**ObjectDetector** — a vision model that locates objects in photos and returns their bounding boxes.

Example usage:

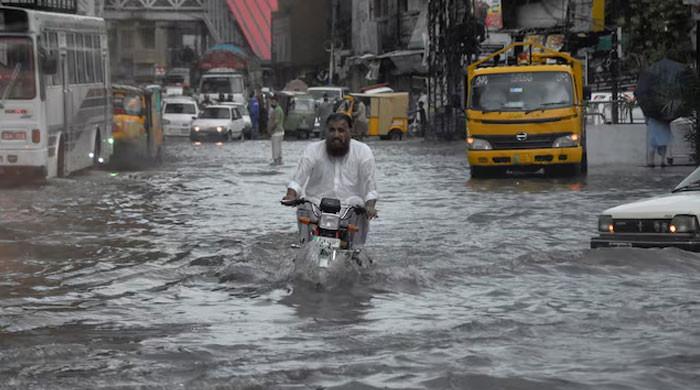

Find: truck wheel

[57,137,67,178]
[470,166,502,179]
[389,129,403,141]
[545,164,581,177]
[92,131,102,166]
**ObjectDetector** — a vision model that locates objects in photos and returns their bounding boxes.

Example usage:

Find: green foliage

[609,0,693,71]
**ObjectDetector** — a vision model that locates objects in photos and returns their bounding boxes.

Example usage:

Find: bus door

[59,33,71,146]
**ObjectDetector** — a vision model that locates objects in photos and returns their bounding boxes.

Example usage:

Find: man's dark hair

[326,112,353,128]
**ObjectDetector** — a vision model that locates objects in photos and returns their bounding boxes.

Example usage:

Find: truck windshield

[200,76,244,94]
[0,37,36,100]
[470,71,573,112]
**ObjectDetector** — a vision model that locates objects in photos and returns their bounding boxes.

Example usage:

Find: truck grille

[479,132,568,150]
[613,219,673,233]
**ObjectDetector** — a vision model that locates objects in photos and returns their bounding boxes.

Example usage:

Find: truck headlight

[670,215,697,233]
[467,137,493,150]
[553,134,579,148]
[598,215,613,233]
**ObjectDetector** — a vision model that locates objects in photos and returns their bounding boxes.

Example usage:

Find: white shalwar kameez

[288,139,378,246]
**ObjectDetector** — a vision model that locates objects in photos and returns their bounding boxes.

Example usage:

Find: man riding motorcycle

[282,113,378,246]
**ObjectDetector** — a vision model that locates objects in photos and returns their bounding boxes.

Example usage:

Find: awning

[226,0,278,61]
[377,50,427,75]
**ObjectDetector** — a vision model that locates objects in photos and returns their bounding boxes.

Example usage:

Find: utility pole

[328,0,338,86]
[611,1,619,124]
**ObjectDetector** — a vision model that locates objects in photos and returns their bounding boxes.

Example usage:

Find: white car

[190,105,246,142]
[218,102,252,138]
[591,167,700,251]
[162,96,199,137]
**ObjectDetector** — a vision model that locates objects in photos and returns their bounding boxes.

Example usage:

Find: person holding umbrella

[635,58,699,168]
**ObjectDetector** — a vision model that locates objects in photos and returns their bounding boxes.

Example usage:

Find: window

[139,27,155,49]
[398,0,408,13]
[372,0,389,19]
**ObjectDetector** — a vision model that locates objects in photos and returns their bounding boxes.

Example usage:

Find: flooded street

[1,138,699,389]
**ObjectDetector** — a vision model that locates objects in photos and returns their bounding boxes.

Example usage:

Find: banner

[476,0,503,31]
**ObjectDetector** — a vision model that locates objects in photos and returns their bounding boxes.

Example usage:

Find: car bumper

[591,233,700,251]
[467,146,583,167]
[190,130,228,140]
[164,125,191,137]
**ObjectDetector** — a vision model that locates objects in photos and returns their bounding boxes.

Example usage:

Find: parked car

[162,96,199,137]
[190,105,245,142]
[307,86,349,106]
[591,166,700,251]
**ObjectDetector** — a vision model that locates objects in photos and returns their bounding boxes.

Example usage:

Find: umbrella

[635,58,699,122]
[284,79,308,92]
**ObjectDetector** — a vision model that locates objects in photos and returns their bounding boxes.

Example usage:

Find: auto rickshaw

[339,92,409,140]
[111,84,164,167]
[277,91,317,139]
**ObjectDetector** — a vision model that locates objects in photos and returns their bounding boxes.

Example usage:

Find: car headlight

[193,126,200,132]
[598,215,614,233]
[467,137,493,150]
[670,215,698,233]
[162,119,171,125]
[553,134,579,148]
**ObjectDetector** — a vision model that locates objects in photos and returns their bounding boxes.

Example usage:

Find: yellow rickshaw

[340,93,409,140]
[111,84,164,166]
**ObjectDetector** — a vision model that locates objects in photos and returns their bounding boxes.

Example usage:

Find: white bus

[0,5,112,178]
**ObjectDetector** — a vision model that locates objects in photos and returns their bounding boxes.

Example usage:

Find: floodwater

[1,138,699,389]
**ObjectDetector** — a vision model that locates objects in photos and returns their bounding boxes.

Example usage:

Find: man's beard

[326,137,350,157]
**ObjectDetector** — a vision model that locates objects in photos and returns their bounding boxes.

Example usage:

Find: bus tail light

[32,129,41,144]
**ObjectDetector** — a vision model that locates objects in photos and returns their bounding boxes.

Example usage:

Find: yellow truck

[466,42,588,177]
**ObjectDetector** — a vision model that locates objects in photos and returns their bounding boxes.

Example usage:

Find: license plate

[313,236,341,248]
[1,131,26,141]
[609,241,633,248]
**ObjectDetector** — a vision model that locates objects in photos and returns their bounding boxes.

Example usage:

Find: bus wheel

[57,137,67,178]
[389,129,403,141]
[92,132,102,166]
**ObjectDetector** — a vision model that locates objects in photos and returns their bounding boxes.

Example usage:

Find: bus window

[0,37,36,99]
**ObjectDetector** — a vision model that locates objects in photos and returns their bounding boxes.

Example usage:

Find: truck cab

[466,42,587,177]
[196,68,248,106]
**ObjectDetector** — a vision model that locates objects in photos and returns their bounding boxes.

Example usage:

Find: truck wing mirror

[583,86,592,101]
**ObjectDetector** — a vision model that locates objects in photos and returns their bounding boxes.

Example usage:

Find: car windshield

[470,71,573,112]
[0,37,36,100]
[165,103,197,114]
[308,89,341,100]
[200,76,244,94]
[673,166,700,192]
[200,107,230,119]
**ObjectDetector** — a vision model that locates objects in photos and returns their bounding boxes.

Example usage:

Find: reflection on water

[1,138,699,389]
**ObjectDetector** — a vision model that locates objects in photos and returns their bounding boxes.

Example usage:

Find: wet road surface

[1,138,699,389]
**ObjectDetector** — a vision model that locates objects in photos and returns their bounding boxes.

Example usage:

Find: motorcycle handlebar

[280,198,308,207]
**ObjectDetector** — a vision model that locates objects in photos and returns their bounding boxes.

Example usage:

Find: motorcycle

[282,197,372,287]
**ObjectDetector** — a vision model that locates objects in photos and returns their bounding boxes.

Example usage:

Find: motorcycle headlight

[670,215,698,233]
[553,134,579,148]
[193,126,200,132]
[598,215,614,233]
[467,137,493,150]
[319,214,340,230]
[217,126,223,132]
